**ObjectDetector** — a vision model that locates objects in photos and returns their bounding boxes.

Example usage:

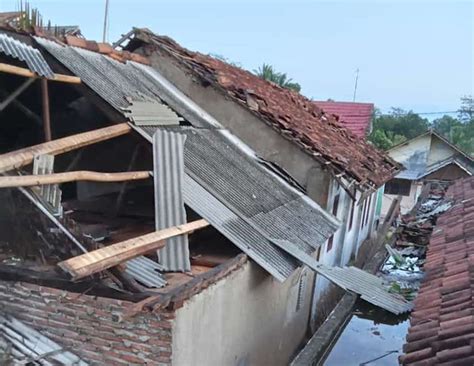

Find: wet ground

[322,300,409,366]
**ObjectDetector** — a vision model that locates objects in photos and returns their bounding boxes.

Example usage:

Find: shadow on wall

[313,283,345,330]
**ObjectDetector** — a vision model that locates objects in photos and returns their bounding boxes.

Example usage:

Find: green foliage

[369,98,473,156]
[253,63,301,92]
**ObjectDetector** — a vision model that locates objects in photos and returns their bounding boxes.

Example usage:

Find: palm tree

[254,63,301,92]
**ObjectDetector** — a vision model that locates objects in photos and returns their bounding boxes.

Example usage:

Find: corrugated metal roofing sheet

[153,130,190,272]
[0,33,54,78]
[0,313,88,365]
[34,36,339,281]
[124,256,167,288]
[273,239,413,315]
[122,100,182,126]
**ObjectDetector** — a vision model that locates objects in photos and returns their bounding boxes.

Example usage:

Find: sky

[0,0,472,117]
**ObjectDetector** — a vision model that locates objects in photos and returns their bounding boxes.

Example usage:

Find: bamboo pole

[0,123,131,173]
[0,171,151,188]
[0,63,81,84]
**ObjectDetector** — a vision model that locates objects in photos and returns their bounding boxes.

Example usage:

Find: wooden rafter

[0,170,151,188]
[0,63,81,84]
[0,123,131,173]
[58,219,210,280]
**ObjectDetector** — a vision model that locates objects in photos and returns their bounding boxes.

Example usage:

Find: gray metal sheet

[122,100,182,126]
[34,37,178,116]
[153,130,190,272]
[183,176,298,281]
[142,126,339,253]
[125,256,167,288]
[272,239,413,314]
[0,313,88,365]
[0,33,54,78]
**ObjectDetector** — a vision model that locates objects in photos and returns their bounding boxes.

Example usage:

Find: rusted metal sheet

[0,33,54,78]
[153,129,190,272]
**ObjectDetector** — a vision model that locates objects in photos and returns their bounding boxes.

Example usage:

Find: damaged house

[0,19,408,366]
[382,129,474,216]
[118,28,401,321]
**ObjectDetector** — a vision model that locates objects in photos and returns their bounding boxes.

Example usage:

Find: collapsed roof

[33,35,339,282]
[127,28,401,191]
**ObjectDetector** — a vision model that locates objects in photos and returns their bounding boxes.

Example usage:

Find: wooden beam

[41,78,51,141]
[0,63,81,84]
[0,123,131,173]
[0,170,150,188]
[58,219,209,280]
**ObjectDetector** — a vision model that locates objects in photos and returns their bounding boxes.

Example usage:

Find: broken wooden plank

[0,63,81,84]
[0,123,131,173]
[58,219,210,280]
[0,170,151,188]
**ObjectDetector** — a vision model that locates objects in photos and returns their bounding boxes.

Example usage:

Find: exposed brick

[0,281,173,365]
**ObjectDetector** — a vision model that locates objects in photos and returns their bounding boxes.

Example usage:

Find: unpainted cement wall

[171,261,313,366]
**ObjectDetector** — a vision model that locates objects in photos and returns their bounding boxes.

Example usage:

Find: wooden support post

[58,219,210,280]
[0,63,81,84]
[0,78,36,111]
[0,123,131,174]
[0,170,151,188]
[41,78,51,141]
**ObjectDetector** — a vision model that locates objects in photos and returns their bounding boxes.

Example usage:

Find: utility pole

[352,68,359,102]
[102,0,109,43]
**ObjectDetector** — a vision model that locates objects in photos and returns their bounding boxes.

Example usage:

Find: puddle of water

[322,300,409,366]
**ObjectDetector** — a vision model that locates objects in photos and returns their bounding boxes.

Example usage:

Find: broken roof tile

[132,28,401,189]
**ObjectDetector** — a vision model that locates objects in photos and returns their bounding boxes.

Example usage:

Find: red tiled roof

[312,101,374,138]
[400,176,474,365]
[133,29,401,189]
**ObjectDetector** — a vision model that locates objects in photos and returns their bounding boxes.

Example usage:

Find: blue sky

[1,0,472,117]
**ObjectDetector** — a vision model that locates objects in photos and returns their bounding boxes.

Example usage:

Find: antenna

[102,0,109,43]
[352,68,359,102]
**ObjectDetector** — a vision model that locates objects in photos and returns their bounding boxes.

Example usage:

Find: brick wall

[0,281,174,365]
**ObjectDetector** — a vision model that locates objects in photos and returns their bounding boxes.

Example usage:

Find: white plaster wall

[381,181,422,217]
[389,135,431,167]
[171,261,312,366]
[427,136,457,166]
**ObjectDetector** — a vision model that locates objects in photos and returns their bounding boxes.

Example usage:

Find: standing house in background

[313,100,374,139]
[381,130,474,217]
[122,29,401,324]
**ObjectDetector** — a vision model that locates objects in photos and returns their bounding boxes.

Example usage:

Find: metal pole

[40,78,51,141]
[103,0,110,43]
[352,68,359,102]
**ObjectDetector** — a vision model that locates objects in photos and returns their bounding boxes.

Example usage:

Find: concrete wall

[427,135,458,166]
[142,49,331,208]
[171,261,313,366]
[381,181,422,216]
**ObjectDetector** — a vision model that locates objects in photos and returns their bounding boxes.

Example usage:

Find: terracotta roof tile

[401,177,474,365]
[313,101,374,138]
[133,29,401,189]
[63,35,150,65]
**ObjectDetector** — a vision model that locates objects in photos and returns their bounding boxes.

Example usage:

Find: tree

[368,108,429,149]
[458,95,474,123]
[254,63,301,92]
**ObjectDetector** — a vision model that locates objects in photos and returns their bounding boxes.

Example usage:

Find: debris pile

[379,183,452,301]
